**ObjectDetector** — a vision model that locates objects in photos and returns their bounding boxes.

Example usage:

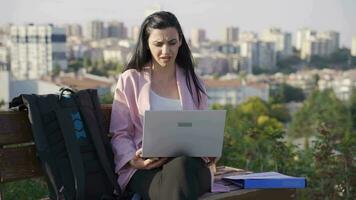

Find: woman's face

[147,27,182,68]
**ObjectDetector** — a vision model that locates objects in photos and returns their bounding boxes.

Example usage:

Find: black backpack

[9,88,122,200]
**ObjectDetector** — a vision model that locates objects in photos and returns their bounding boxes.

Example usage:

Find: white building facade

[240,40,276,72]
[0,46,9,70]
[298,28,340,60]
[352,35,356,57]
[10,24,67,80]
[87,20,105,40]
[261,27,293,58]
[204,79,269,106]
[296,28,316,51]
[65,24,83,38]
[0,71,62,110]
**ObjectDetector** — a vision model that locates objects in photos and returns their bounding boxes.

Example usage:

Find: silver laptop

[142,110,226,158]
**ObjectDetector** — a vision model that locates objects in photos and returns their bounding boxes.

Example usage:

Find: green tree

[336,131,356,199]
[215,97,295,173]
[310,123,340,199]
[269,103,291,123]
[349,88,356,131]
[276,55,301,74]
[90,66,106,76]
[52,63,61,77]
[270,83,305,104]
[329,48,350,68]
[308,48,352,70]
[99,92,114,104]
[215,92,356,200]
[83,55,92,68]
[116,62,124,73]
[67,59,83,72]
[289,89,350,141]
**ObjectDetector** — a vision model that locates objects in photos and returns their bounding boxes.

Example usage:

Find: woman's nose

[162,44,169,54]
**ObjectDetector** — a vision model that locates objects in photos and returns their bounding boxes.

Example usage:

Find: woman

[109,11,214,200]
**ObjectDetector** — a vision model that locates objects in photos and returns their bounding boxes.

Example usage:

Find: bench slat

[0,105,113,147]
[0,105,112,183]
[0,112,33,146]
[101,104,112,134]
[200,188,296,200]
[0,145,42,183]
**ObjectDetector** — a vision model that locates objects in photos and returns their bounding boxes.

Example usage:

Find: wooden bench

[0,105,297,200]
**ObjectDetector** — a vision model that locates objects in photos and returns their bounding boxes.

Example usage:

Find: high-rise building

[296,28,316,51]
[318,31,340,53]
[240,41,258,72]
[352,35,356,57]
[0,46,9,71]
[87,20,105,40]
[0,24,12,46]
[261,27,292,58]
[299,30,340,60]
[300,36,328,60]
[240,40,276,73]
[257,42,276,70]
[10,24,67,79]
[239,31,258,42]
[65,24,83,38]
[107,21,127,39]
[191,28,206,48]
[131,25,140,42]
[225,26,239,43]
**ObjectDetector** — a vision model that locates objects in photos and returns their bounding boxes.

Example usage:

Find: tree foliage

[215,97,295,173]
[309,48,352,70]
[289,89,351,140]
[216,93,356,199]
[270,83,305,104]
[67,58,124,77]
[99,92,114,104]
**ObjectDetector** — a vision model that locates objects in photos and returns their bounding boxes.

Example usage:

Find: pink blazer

[109,65,208,190]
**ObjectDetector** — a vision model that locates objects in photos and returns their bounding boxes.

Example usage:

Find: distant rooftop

[203,79,268,89]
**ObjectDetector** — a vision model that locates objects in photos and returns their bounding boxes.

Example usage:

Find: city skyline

[1,0,356,47]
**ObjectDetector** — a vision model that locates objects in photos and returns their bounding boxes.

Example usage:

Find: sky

[1,0,355,47]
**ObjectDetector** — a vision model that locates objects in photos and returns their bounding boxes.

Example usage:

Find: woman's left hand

[202,157,217,166]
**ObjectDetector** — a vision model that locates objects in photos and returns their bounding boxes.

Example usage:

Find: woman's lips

[160,56,171,61]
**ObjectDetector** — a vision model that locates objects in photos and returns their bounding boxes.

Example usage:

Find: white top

[150,89,182,111]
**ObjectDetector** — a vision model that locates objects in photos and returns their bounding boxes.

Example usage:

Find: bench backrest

[0,104,113,184]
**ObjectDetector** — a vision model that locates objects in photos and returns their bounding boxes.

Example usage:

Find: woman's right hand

[129,148,168,170]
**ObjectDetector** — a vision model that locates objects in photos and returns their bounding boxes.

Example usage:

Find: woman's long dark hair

[125,11,206,106]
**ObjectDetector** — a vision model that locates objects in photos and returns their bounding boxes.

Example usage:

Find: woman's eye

[169,41,177,45]
[154,43,163,47]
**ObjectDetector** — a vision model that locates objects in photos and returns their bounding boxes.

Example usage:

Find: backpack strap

[76,90,121,196]
[48,95,86,200]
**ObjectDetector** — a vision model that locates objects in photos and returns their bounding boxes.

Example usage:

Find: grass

[2,178,49,200]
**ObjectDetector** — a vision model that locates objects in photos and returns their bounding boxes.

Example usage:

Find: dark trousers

[127,156,211,200]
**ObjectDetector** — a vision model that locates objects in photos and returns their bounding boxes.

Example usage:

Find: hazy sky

[1,0,355,47]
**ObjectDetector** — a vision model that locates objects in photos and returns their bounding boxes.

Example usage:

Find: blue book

[222,172,307,189]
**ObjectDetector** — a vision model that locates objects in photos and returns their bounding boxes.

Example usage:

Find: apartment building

[225,26,239,43]
[261,27,293,58]
[204,79,269,106]
[191,28,206,48]
[352,35,356,57]
[10,24,67,79]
